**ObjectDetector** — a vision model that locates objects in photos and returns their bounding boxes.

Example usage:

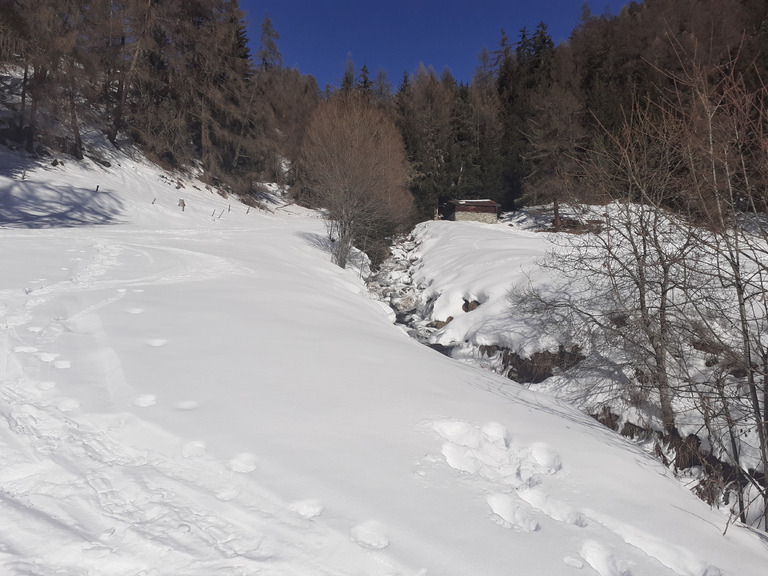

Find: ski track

[0,231,412,575]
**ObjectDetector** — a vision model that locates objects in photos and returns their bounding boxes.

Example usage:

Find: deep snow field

[1,144,768,576]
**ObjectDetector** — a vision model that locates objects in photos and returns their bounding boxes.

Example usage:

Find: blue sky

[241,1,629,90]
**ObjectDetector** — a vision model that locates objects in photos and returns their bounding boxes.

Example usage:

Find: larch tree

[396,64,453,220]
[256,12,282,71]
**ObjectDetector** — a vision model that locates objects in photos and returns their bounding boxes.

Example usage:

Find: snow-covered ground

[1,146,767,576]
[370,213,555,353]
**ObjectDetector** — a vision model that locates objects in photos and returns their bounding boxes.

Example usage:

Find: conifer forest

[1,0,765,220]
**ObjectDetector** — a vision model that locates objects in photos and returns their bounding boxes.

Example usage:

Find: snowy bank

[1,148,767,575]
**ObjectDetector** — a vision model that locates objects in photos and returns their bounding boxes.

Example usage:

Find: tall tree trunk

[68,83,83,160]
[19,63,28,138]
[68,60,83,160]
[26,66,45,153]
[110,0,153,144]
[108,75,124,144]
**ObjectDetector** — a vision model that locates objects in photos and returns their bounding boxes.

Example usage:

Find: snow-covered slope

[1,147,767,575]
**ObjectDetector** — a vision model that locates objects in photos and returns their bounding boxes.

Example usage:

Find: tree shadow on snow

[0,178,125,228]
[0,145,126,228]
[250,183,286,207]
[297,231,333,255]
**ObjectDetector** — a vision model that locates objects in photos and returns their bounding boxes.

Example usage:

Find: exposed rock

[427,316,453,329]
[620,421,650,440]
[672,434,702,470]
[428,343,454,356]
[504,346,585,384]
[591,407,620,431]
[479,345,499,357]
[87,153,111,168]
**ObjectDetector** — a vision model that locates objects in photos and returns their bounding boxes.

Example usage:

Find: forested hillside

[0,0,318,194]
[1,1,765,219]
[0,0,763,219]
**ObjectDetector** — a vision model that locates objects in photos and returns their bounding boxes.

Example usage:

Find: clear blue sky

[241,1,629,90]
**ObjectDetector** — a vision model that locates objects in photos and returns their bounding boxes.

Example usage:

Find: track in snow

[0,230,414,575]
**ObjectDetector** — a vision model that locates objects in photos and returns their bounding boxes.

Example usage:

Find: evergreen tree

[372,67,392,109]
[469,64,504,200]
[494,23,556,209]
[492,28,512,74]
[445,85,482,200]
[340,53,355,92]
[396,64,453,220]
[357,63,372,96]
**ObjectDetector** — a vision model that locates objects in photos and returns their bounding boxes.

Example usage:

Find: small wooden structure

[443,199,501,223]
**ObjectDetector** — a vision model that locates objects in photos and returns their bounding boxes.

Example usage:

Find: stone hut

[443,199,501,223]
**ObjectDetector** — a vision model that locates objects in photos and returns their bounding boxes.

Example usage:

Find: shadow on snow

[0,179,125,228]
[0,154,125,228]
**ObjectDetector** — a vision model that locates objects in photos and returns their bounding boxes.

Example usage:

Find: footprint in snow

[57,398,80,412]
[215,488,240,501]
[181,440,206,458]
[350,520,389,550]
[27,326,42,333]
[486,493,539,532]
[133,394,157,407]
[530,443,563,473]
[38,381,56,391]
[228,452,258,473]
[12,346,38,353]
[580,540,630,576]
[53,359,71,369]
[81,544,111,559]
[289,499,324,519]
[125,307,144,315]
[518,488,587,527]
[145,338,167,347]
[564,556,584,569]
[36,352,59,362]
[175,400,199,411]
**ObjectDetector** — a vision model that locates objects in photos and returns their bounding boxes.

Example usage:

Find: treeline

[0,0,317,193]
[387,0,767,220]
[0,0,765,214]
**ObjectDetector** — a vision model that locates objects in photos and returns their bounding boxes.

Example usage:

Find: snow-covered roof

[451,198,500,207]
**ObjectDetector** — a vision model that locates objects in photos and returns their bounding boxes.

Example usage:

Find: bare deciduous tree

[514,44,768,528]
[300,93,412,268]
[670,50,768,529]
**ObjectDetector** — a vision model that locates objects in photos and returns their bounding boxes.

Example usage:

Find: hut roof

[450,199,500,208]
